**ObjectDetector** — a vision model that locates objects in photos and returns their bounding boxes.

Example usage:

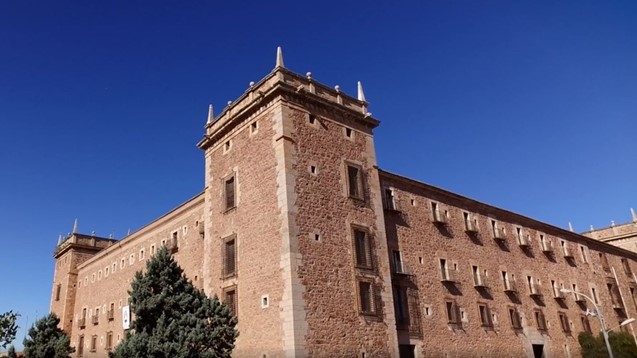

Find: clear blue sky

[1,0,635,351]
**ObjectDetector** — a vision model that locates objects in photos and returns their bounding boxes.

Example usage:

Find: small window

[55,284,61,301]
[261,295,269,308]
[392,251,404,274]
[308,114,316,125]
[353,228,373,269]
[358,280,376,315]
[120,258,125,269]
[106,331,113,351]
[509,308,522,329]
[151,244,156,255]
[224,174,236,211]
[309,165,318,175]
[129,254,135,265]
[91,273,96,283]
[559,312,571,333]
[445,300,461,326]
[478,304,493,328]
[622,258,632,275]
[463,212,477,232]
[581,315,592,333]
[139,249,145,260]
[599,252,610,272]
[344,127,353,139]
[250,121,258,134]
[223,140,231,153]
[78,335,84,356]
[97,270,102,280]
[535,310,547,331]
[384,188,396,211]
[502,271,516,292]
[223,286,237,319]
[84,277,88,286]
[112,263,116,273]
[591,287,599,304]
[346,163,364,200]
[90,335,97,352]
[580,246,588,263]
[223,236,237,278]
[105,267,109,277]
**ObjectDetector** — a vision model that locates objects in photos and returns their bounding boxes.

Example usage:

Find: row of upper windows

[77,226,198,289]
[434,256,630,311]
[439,298,592,336]
[383,187,635,274]
[221,161,366,213]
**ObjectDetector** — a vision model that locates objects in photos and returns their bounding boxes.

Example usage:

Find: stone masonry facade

[51,49,637,358]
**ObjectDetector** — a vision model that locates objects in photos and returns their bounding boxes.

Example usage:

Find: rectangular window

[224,175,236,210]
[473,266,488,287]
[492,220,505,239]
[358,281,377,315]
[528,276,541,296]
[346,164,364,200]
[591,287,599,304]
[478,304,493,328]
[393,285,408,326]
[223,236,237,277]
[561,240,572,258]
[55,284,61,301]
[392,250,404,274]
[440,259,456,282]
[445,300,460,326]
[509,308,522,329]
[535,310,547,331]
[431,202,447,224]
[559,312,571,333]
[581,315,592,333]
[622,258,633,275]
[463,212,478,232]
[106,331,113,350]
[90,335,97,352]
[502,271,516,292]
[353,228,373,269]
[600,253,610,272]
[384,188,396,210]
[223,286,237,319]
[78,335,84,356]
[580,246,588,263]
[108,303,115,321]
[139,249,145,260]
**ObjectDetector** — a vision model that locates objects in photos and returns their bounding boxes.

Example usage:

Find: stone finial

[611,220,616,227]
[206,104,214,125]
[334,85,340,92]
[590,225,594,231]
[57,234,63,246]
[276,46,284,68]
[568,222,574,232]
[249,81,255,87]
[357,81,366,102]
[306,72,312,80]
[631,208,637,222]
[72,218,78,234]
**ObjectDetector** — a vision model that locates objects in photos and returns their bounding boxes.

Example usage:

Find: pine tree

[0,310,19,349]
[23,313,74,358]
[110,246,238,358]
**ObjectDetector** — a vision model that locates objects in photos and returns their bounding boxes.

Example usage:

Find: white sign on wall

[122,305,130,330]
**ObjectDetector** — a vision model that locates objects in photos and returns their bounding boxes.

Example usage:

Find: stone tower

[198,48,398,357]
[50,231,117,332]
